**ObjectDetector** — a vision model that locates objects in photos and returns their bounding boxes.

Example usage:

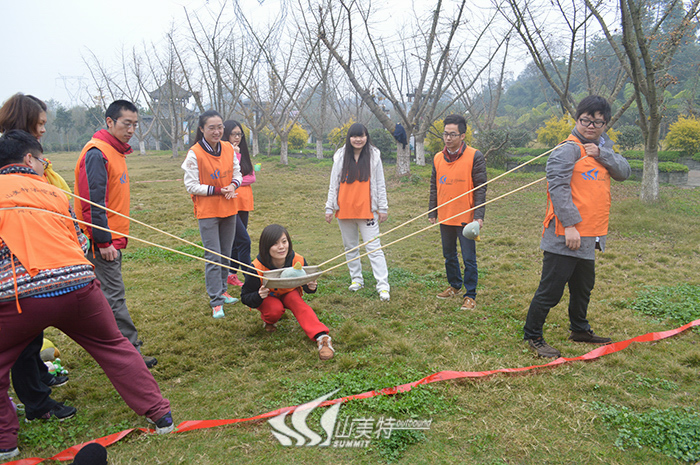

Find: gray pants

[88,248,141,350]
[198,216,237,307]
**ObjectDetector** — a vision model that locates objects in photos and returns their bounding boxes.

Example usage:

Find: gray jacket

[325,145,388,215]
[541,128,631,259]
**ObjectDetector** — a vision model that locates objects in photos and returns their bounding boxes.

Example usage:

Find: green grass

[9,150,700,464]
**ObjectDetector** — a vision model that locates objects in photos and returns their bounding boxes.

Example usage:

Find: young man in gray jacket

[524,96,631,358]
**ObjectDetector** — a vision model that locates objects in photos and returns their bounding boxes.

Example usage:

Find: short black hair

[575,95,611,123]
[0,129,43,169]
[105,100,138,122]
[443,114,467,135]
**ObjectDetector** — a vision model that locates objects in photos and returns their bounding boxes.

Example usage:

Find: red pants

[258,291,328,340]
[0,280,170,449]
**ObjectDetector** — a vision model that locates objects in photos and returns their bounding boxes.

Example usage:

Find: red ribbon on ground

[5,319,699,465]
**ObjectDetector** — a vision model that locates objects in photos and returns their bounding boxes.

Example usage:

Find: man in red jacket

[74,100,156,368]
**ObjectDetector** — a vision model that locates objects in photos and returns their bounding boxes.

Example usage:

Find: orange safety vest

[234,184,254,212]
[190,142,239,219]
[252,253,305,297]
[74,138,130,240]
[433,146,476,226]
[543,134,612,237]
[0,173,91,276]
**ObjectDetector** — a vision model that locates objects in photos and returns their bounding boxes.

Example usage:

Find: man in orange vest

[74,101,157,368]
[0,130,173,461]
[429,114,487,311]
[524,96,631,358]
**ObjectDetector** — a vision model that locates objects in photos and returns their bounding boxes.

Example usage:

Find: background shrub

[665,116,700,156]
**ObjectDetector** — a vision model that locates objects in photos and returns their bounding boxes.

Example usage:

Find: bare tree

[584,0,700,202]
[317,0,504,175]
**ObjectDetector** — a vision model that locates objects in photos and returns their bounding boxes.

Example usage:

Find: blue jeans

[440,224,477,299]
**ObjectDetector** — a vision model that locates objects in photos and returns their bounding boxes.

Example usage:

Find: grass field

[7,150,700,464]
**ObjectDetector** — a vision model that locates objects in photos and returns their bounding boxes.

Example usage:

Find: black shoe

[25,402,77,422]
[147,411,175,434]
[569,329,612,344]
[527,337,561,358]
[142,354,158,369]
[46,375,69,387]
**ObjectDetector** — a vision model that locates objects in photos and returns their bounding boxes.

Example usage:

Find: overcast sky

[1,0,513,108]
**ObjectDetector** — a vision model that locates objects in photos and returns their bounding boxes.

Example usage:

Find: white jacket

[325,145,388,215]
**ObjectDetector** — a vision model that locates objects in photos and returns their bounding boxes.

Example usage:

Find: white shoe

[0,448,19,460]
[348,282,364,292]
[379,290,390,302]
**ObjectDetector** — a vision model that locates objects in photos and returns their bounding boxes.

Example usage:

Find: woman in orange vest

[240,224,334,361]
[0,93,77,425]
[222,120,255,287]
[182,110,242,319]
[325,123,390,302]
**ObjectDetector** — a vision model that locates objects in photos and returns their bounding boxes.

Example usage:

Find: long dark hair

[341,123,371,183]
[194,110,223,144]
[258,224,293,266]
[223,120,253,176]
[0,93,47,138]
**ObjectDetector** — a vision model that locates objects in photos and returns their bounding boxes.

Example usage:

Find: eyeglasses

[32,155,49,169]
[578,118,606,128]
[229,131,243,138]
[443,132,462,139]
[116,119,139,130]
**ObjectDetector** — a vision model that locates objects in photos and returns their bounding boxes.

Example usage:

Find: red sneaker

[227,274,244,286]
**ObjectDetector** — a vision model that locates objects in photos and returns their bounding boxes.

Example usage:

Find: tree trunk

[280,134,289,165]
[139,139,146,156]
[414,136,426,166]
[170,116,178,158]
[251,129,259,157]
[316,138,323,159]
[640,119,660,202]
[396,143,411,177]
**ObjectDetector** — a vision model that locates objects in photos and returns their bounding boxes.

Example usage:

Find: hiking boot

[348,282,364,292]
[527,338,561,358]
[461,296,476,310]
[227,274,244,286]
[212,305,225,319]
[25,402,76,422]
[147,411,175,434]
[142,354,158,369]
[569,329,612,344]
[223,292,239,304]
[46,375,69,387]
[264,322,277,333]
[379,290,390,302]
[0,447,19,460]
[317,335,335,360]
[437,286,460,299]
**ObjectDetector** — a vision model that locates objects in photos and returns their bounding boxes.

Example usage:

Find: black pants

[11,332,57,417]
[523,251,595,340]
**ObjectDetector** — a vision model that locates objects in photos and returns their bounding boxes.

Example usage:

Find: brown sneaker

[527,337,561,358]
[317,335,335,360]
[437,286,460,299]
[569,329,612,344]
[460,296,476,310]
[263,322,277,333]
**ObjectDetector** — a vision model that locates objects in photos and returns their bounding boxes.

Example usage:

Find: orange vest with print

[543,134,612,237]
[433,146,476,226]
[252,253,305,297]
[74,138,130,239]
[0,173,91,276]
[191,142,238,219]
